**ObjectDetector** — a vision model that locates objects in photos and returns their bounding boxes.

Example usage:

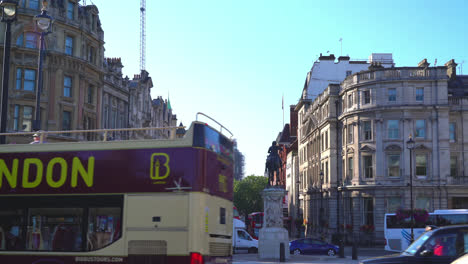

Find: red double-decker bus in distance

[0,115,234,264]
[247,212,263,239]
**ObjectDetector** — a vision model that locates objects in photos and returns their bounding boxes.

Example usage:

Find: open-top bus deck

[0,118,234,264]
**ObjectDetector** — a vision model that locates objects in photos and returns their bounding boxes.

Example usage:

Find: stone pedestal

[259,187,290,259]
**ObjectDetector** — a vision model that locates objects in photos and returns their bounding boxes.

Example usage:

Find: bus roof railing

[0,125,186,143]
[196,112,233,138]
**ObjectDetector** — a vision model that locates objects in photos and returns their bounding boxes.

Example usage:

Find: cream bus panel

[126,232,188,255]
[126,194,189,228]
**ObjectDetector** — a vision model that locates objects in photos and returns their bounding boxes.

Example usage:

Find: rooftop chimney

[445,59,458,80]
[418,59,430,68]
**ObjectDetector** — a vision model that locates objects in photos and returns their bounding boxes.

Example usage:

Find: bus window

[28,208,83,251]
[0,196,123,253]
[437,214,468,226]
[87,208,122,251]
[0,209,25,251]
[220,208,226,225]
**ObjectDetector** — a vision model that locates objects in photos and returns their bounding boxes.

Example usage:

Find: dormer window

[92,15,96,30]
[67,1,75,20]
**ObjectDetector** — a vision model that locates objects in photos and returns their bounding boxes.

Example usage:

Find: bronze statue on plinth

[265,141,282,186]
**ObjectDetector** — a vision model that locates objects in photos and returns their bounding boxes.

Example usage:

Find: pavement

[233,247,396,264]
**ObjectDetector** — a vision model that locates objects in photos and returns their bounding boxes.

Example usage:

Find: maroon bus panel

[0,147,233,201]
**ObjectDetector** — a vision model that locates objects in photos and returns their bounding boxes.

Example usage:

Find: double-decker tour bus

[247,212,263,240]
[0,114,234,264]
[384,209,468,252]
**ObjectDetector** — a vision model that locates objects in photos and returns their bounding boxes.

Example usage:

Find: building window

[348,93,353,107]
[64,76,72,97]
[415,154,427,177]
[13,105,19,131]
[62,111,72,130]
[363,90,370,104]
[363,121,372,140]
[87,86,93,104]
[348,157,353,179]
[363,197,374,225]
[363,155,373,179]
[324,131,328,149]
[25,32,38,48]
[16,32,39,48]
[386,197,401,213]
[347,125,353,144]
[416,197,431,211]
[416,87,424,102]
[451,156,458,177]
[346,70,352,77]
[387,154,400,177]
[92,15,96,30]
[16,68,36,91]
[415,120,426,138]
[387,120,399,139]
[65,36,73,55]
[88,46,95,63]
[388,88,396,102]
[67,1,74,19]
[111,109,116,128]
[325,161,329,184]
[16,33,23,46]
[29,0,39,9]
[321,133,324,151]
[449,123,456,142]
[22,106,33,132]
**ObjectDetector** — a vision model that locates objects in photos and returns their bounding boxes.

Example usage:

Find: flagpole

[282,94,284,127]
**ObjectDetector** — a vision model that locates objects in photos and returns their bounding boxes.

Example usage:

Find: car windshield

[402,230,434,256]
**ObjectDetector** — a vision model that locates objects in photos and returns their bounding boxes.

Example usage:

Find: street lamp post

[319,171,324,232]
[32,0,52,131]
[296,179,301,238]
[406,134,415,243]
[0,0,17,144]
[337,180,345,258]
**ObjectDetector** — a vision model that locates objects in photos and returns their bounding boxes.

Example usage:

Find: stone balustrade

[342,67,448,88]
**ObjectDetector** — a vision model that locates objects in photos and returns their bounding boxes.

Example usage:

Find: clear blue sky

[98,0,468,177]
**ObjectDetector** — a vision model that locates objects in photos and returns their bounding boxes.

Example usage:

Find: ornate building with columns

[296,58,468,246]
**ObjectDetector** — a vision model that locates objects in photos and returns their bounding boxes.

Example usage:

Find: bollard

[339,239,345,258]
[352,241,358,260]
[280,242,285,262]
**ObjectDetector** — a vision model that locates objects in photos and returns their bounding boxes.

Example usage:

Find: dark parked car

[360,225,468,264]
[289,238,339,256]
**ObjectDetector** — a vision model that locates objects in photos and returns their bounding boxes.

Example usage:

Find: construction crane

[140,0,146,71]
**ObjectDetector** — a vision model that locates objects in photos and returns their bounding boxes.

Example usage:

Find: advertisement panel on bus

[0,147,232,200]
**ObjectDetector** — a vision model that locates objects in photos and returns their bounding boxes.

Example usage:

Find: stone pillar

[259,187,290,259]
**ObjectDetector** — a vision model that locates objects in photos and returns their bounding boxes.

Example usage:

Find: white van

[233,218,258,253]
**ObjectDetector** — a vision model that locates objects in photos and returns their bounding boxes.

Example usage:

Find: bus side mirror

[420,250,434,257]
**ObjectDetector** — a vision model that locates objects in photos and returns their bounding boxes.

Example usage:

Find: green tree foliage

[233,175,268,218]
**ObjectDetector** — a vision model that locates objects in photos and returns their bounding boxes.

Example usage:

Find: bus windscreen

[193,123,233,160]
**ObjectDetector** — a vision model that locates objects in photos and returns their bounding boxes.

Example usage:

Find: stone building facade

[0,1,177,143]
[294,53,394,237]
[2,1,104,143]
[151,96,177,139]
[102,57,129,140]
[296,58,468,244]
